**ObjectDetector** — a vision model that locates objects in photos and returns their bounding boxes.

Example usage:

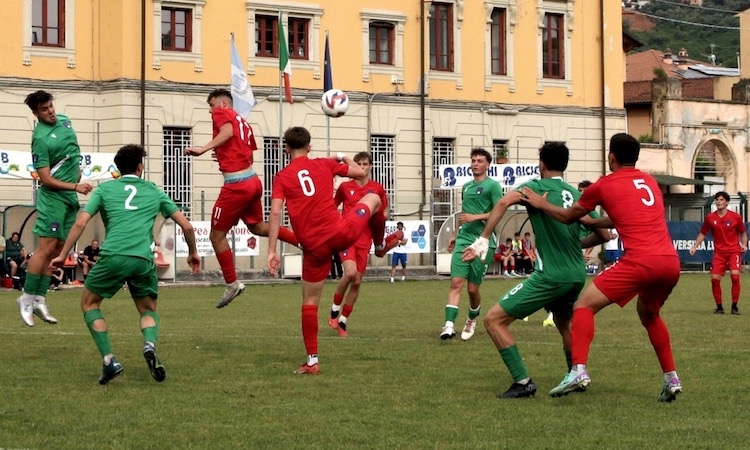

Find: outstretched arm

[185,122,233,156]
[461,190,523,261]
[50,212,92,269]
[520,187,588,224]
[689,232,707,256]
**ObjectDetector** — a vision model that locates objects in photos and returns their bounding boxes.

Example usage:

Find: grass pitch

[1,273,748,449]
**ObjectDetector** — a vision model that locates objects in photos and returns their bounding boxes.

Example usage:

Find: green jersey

[84,175,179,260]
[519,177,597,283]
[456,177,503,249]
[31,114,82,206]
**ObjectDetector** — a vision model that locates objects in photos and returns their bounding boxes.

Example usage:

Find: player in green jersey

[51,144,201,385]
[462,142,610,398]
[441,148,504,341]
[17,91,94,327]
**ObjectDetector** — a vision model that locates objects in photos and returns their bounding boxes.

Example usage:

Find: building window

[493,139,509,162]
[370,135,396,209]
[161,7,192,52]
[542,13,564,79]
[369,22,394,65]
[490,9,506,76]
[288,17,309,60]
[256,15,278,57]
[31,0,64,47]
[163,128,193,217]
[429,3,453,72]
[432,138,455,180]
[263,137,291,220]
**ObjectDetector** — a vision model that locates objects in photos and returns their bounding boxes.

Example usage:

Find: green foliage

[1,275,748,449]
[639,133,654,143]
[636,0,750,67]
[653,67,668,78]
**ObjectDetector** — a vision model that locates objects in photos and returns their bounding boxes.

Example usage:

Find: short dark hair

[353,152,372,164]
[470,147,492,164]
[24,90,53,112]
[114,144,146,175]
[539,142,569,172]
[514,232,521,237]
[578,180,592,190]
[11,232,20,239]
[284,127,311,150]
[396,221,404,227]
[207,88,232,104]
[609,133,640,165]
[714,191,730,202]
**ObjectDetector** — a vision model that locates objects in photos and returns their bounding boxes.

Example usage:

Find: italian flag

[278,20,293,104]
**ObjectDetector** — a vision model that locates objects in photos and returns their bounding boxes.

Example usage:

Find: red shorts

[211,176,263,232]
[340,238,372,274]
[710,252,742,275]
[593,254,680,313]
[302,203,372,282]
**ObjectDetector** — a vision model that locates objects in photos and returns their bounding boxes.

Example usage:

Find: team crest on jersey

[50,222,60,232]
[350,190,355,196]
[32,154,39,163]
[356,208,366,217]
[726,220,732,227]
[476,187,484,195]
[62,121,72,129]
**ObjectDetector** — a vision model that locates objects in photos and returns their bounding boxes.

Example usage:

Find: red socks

[342,304,353,318]
[711,278,722,305]
[642,315,676,372]
[278,226,300,247]
[731,274,740,303]
[216,249,237,284]
[301,305,319,356]
[332,293,344,306]
[570,308,595,365]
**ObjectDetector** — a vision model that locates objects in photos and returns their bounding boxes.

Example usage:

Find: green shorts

[450,246,492,285]
[498,274,584,320]
[33,190,79,239]
[84,254,158,300]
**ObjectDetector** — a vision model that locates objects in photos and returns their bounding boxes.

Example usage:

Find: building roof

[651,174,722,186]
[623,80,652,104]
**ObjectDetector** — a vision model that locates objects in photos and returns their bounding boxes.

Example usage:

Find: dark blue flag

[324,33,333,91]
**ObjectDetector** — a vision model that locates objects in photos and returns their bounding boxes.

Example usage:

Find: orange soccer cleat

[375,230,405,258]
[293,363,321,375]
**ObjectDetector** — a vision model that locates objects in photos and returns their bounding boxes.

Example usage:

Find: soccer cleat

[32,298,58,324]
[549,370,591,397]
[328,316,339,330]
[216,281,245,308]
[17,296,35,327]
[293,363,321,375]
[401,276,406,282]
[143,343,166,382]
[498,379,538,399]
[460,319,477,341]
[99,357,124,385]
[440,325,456,340]
[732,306,740,315]
[713,307,724,315]
[337,321,348,337]
[658,377,682,402]
[390,277,394,283]
[375,230,405,258]
[543,317,555,327]
[510,271,519,277]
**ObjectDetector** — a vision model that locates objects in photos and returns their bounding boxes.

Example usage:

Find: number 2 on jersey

[124,185,138,210]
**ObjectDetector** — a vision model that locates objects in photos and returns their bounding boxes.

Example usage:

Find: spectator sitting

[80,239,101,281]
[49,267,64,290]
[5,232,28,279]
[521,232,536,274]
[500,238,517,276]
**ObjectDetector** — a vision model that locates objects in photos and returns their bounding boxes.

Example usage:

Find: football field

[1,273,747,449]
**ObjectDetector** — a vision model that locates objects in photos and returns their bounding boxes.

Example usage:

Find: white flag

[230,34,256,118]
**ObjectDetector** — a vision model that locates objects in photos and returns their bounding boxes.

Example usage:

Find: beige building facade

[0,1,626,273]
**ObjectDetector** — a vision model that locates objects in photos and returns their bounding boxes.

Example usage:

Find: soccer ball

[321,89,349,117]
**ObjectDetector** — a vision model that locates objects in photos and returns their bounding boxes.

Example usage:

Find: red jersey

[211,108,257,173]
[578,168,676,258]
[334,179,388,244]
[272,156,350,247]
[700,209,745,253]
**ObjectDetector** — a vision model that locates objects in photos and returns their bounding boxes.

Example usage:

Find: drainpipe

[419,0,427,220]
[600,0,607,176]
[140,0,147,146]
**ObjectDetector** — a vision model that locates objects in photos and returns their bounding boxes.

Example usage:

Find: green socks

[140,310,160,345]
[84,309,112,358]
[468,306,481,320]
[500,345,529,383]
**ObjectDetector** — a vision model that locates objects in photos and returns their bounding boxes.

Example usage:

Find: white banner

[0,150,117,181]
[175,221,260,257]
[438,163,540,189]
[381,220,431,254]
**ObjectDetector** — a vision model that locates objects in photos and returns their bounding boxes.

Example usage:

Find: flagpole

[324,30,331,157]
[325,31,331,157]
[278,10,284,148]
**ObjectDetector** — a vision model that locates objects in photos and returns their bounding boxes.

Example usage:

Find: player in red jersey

[327,152,389,337]
[689,191,747,315]
[267,127,402,375]
[521,133,682,402]
[185,89,299,309]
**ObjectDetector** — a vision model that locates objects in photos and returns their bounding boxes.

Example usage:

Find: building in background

[0,0,626,272]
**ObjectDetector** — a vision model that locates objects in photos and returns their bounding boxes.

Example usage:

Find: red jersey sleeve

[699,214,713,236]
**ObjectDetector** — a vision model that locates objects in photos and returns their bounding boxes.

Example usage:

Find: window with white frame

[163,127,193,217]
[370,135,396,210]
[432,138,456,180]
[246,4,323,78]
[152,0,205,72]
[492,139,509,162]
[484,1,516,92]
[23,0,76,67]
[426,0,464,89]
[262,137,290,221]
[537,0,573,95]
[360,10,406,83]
